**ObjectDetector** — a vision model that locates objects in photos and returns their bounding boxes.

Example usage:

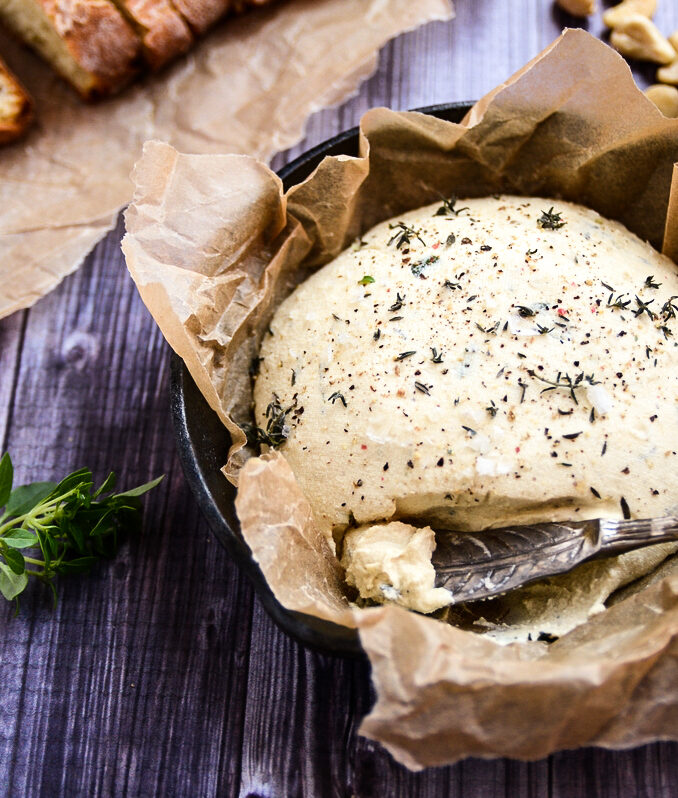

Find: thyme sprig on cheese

[537,207,566,229]
[389,293,405,312]
[388,221,425,249]
[528,370,600,404]
[434,195,469,217]
[661,296,678,320]
[607,293,631,310]
[244,394,297,448]
[633,295,657,320]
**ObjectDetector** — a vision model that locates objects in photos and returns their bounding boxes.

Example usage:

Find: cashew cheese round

[253,195,678,620]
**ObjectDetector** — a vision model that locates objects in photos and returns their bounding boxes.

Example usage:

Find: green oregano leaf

[6,482,57,518]
[3,529,37,549]
[0,562,28,601]
[115,475,164,499]
[3,548,25,575]
[93,472,116,498]
[0,463,164,609]
[0,452,13,510]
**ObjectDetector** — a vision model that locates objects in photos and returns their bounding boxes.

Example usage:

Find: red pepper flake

[432,242,440,250]
[361,444,367,450]
[557,308,568,317]
[515,446,520,453]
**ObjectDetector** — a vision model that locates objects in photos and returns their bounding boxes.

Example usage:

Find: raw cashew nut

[644,84,678,117]
[556,0,596,17]
[609,14,677,64]
[651,30,678,84]
[603,0,656,29]
[657,60,678,85]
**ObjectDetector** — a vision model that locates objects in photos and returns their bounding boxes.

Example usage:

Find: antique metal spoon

[432,516,678,604]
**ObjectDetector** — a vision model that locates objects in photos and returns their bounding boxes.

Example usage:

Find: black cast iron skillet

[170,102,474,658]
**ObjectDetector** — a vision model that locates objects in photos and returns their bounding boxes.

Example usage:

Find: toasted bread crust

[0,56,33,143]
[229,0,274,10]
[46,0,141,95]
[170,0,276,36]
[0,0,278,104]
[0,0,141,98]
[109,0,193,70]
[169,0,229,35]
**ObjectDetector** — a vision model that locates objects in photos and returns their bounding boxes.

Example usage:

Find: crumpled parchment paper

[0,0,452,319]
[123,29,678,769]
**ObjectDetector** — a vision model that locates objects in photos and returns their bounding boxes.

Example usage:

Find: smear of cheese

[462,542,678,645]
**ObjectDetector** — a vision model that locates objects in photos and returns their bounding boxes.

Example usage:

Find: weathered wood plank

[0,310,25,450]
[551,744,678,798]
[0,217,255,798]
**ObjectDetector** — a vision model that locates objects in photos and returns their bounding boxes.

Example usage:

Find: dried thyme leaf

[537,207,566,230]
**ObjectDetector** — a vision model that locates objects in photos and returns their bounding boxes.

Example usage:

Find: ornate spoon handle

[432,516,678,604]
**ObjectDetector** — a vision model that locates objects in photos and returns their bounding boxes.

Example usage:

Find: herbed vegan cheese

[252,195,678,619]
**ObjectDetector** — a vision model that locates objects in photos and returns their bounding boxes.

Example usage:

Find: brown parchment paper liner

[0,0,452,320]
[123,30,678,768]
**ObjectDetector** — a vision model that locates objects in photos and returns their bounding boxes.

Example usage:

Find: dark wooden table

[3,2,678,796]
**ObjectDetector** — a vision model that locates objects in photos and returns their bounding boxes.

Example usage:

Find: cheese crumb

[341,521,452,614]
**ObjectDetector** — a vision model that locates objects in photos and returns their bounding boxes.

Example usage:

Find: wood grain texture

[2,1,678,796]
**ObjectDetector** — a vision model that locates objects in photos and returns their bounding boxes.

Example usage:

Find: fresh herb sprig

[537,208,566,230]
[244,395,296,448]
[0,453,163,607]
[516,305,536,318]
[527,370,599,405]
[633,295,657,320]
[661,296,678,321]
[411,255,439,277]
[387,222,426,249]
[434,195,469,217]
[476,321,500,334]
[607,293,631,310]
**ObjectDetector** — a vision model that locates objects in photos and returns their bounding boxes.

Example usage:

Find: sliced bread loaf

[0,0,142,99]
[0,54,32,143]
[170,0,275,37]
[169,0,229,35]
[108,0,193,70]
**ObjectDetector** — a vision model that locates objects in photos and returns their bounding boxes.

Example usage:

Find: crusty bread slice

[170,0,275,37]
[169,0,229,35]
[0,54,32,143]
[108,0,193,70]
[230,0,275,10]
[0,0,142,99]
